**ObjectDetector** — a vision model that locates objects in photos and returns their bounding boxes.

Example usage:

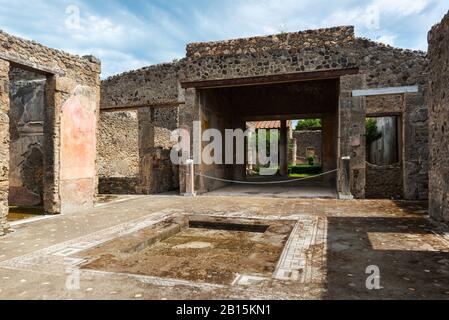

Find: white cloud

[375,34,397,46]
[372,0,430,16]
[0,0,448,77]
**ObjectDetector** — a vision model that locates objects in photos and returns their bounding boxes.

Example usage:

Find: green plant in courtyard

[365,118,383,160]
[307,156,315,166]
[295,119,322,131]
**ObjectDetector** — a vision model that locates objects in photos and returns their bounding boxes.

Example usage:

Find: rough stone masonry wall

[184,26,356,81]
[101,62,184,110]
[428,11,449,221]
[137,106,179,194]
[0,30,101,217]
[100,62,183,194]
[101,26,429,199]
[183,26,429,199]
[98,111,139,194]
[356,39,429,200]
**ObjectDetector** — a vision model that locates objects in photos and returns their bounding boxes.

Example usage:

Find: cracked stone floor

[1,195,449,300]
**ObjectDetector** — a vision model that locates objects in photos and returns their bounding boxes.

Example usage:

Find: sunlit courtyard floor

[0,195,448,300]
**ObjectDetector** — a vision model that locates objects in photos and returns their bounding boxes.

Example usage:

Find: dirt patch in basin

[79,215,296,285]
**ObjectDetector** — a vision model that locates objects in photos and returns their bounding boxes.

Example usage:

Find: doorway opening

[195,78,339,198]
[7,67,47,222]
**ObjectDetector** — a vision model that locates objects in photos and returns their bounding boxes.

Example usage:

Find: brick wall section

[428,11,449,221]
[1,30,101,217]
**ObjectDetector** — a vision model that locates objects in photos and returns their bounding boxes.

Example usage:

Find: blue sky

[0,0,447,78]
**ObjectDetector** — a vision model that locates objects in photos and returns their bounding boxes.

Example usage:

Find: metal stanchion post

[183,159,196,197]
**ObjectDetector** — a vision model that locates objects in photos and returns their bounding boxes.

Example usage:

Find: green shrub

[307,156,315,166]
[295,119,322,131]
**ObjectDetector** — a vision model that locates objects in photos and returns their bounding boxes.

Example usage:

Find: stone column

[137,107,155,194]
[338,74,366,198]
[247,129,255,172]
[322,114,338,185]
[42,76,60,214]
[0,60,10,235]
[279,120,289,176]
[232,119,246,181]
[178,88,200,194]
[290,138,297,166]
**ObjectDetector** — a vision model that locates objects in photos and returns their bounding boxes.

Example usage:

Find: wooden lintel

[181,68,359,89]
[100,101,184,112]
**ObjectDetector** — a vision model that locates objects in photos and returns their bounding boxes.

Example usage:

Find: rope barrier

[194,169,338,185]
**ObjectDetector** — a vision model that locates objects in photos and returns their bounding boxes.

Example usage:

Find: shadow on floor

[203,180,338,199]
[325,215,449,300]
[7,206,45,222]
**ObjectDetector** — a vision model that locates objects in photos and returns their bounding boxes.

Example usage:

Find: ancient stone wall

[98,111,139,194]
[357,41,429,200]
[428,11,449,221]
[137,106,180,194]
[366,163,403,199]
[339,74,367,198]
[293,130,322,164]
[0,30,101,217]
[101,62,183,110]
[0,59,10,234]
[182,27,429,199]
[0,30,100,86]
[184,27,356,82]
[101,26,429,200]
[100,61,185,194]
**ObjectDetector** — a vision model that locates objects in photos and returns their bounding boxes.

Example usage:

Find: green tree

[295,119,322,131]
[366,118,383,145]
[365,118,383,160]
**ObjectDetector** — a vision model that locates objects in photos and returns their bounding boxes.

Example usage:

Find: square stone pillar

[338,74,367,199]
[0,59,10,234]
[178,88,200,194]
[403,90,428,200]
[322,114,338,185]
[231,118,246,181]
[42,76,60,214]
[57,77,98,214]
[289,138,297,166]
[279,120,289,176]
[137,107,155,194]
